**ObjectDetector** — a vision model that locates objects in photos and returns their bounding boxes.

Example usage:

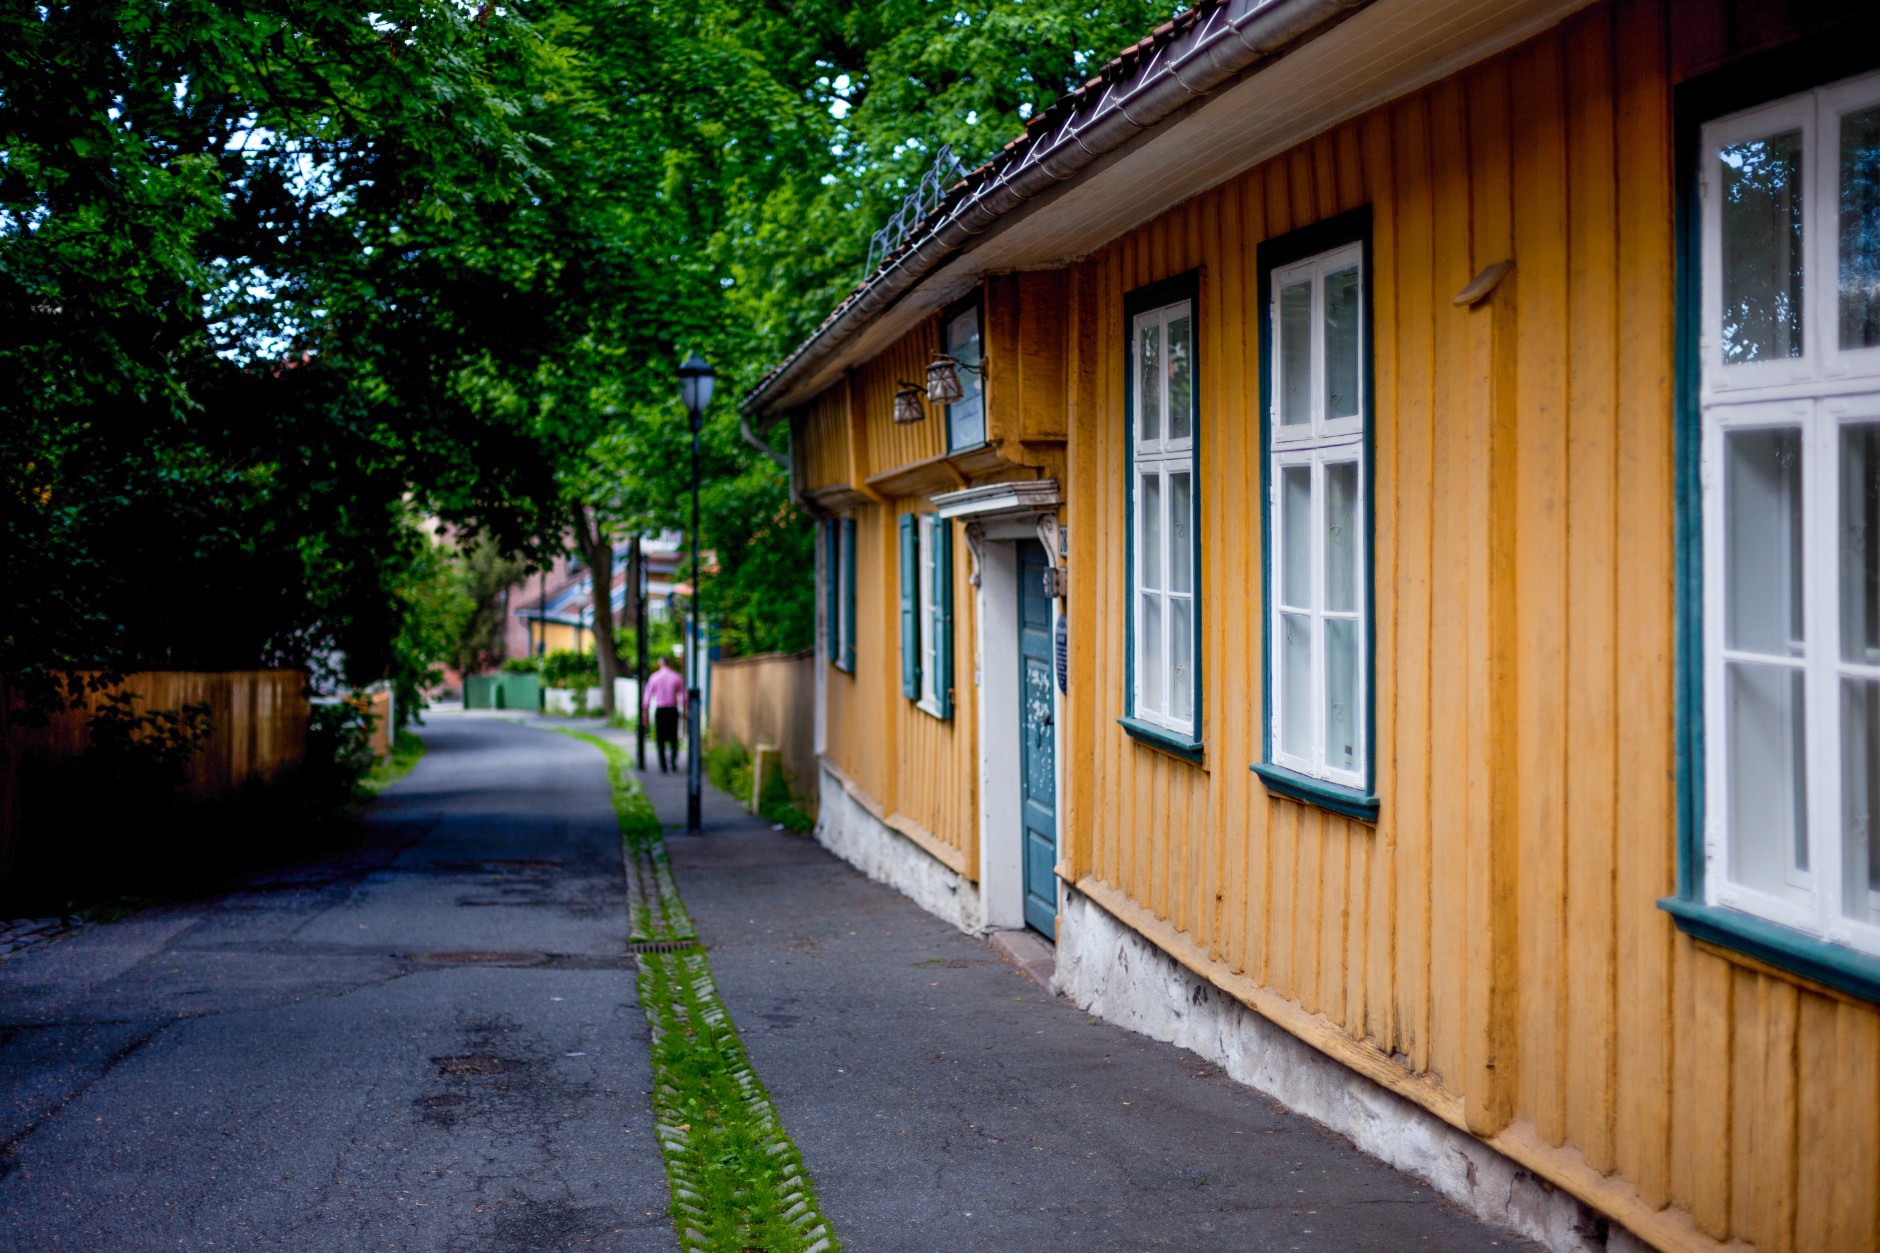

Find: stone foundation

[816,766,982,934]
[1054,886,1651,1253]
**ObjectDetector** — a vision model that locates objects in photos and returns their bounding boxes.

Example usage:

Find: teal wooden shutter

[899,514,919,699]
[824,521,839,665]
[931,518,953,718]
[840,518,856,671]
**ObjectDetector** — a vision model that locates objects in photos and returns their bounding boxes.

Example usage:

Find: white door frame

[933,480,1064,934]
[974,532,1025,929]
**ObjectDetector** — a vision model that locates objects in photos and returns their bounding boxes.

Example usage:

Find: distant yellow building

[744,2,1880,1249]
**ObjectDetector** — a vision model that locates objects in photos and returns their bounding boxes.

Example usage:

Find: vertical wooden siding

[823,507,887,805]
[860,317,948,476]
[1,671,311,880]
[821,499,980,876]
[889,503,979,877]
[808,316,982,876]
[798,387,850,492]
[1060,2,1880,1248]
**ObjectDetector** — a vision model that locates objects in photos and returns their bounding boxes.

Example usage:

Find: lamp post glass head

[678,354,715,417]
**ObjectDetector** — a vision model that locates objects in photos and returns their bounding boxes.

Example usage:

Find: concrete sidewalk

[630,746,1536,1252]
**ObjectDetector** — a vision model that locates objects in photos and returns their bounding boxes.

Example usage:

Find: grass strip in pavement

[363,729,426,794]
[561,730,838,1253]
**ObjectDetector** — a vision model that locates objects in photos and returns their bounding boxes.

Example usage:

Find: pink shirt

[643,667,686,716]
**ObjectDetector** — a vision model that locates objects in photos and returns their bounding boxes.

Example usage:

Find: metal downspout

[740,415,789,471]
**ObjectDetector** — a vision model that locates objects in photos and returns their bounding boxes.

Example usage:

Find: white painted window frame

[1699,71,1880,956]
[945,305,986,451]
[916,513,942,717]
[1266,242,1368,790]
[1130,297,1197,738]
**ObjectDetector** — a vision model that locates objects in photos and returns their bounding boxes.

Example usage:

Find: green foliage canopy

[3,0,1184,700]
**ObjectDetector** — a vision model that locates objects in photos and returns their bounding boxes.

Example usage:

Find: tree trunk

[571,503,619,718]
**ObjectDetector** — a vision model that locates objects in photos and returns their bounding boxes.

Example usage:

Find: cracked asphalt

[638,734,1540,1252]
[0,715,671,1251]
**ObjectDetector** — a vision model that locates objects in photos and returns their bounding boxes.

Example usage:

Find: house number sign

[1055,611,1068,694]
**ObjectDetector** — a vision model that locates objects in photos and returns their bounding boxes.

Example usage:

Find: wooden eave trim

[859,440,1056,501]
[744,0,1600,416]
[948,440,1030,479]
[865,451,970,498]
[805,484,872,513]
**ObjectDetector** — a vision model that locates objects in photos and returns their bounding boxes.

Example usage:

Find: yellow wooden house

[742,1,1880,1248]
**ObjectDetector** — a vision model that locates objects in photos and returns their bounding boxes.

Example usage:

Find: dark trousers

[654,706,680,772]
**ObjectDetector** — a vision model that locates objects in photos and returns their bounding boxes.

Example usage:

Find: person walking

[642,655,686,774]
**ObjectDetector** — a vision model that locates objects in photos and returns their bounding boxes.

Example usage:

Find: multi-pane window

[1266,241,1368,790]
[1130,295,1198,737]
[826,517,855,672]
[1699,70,1880,954]
[945,305,985,450]
[900,512,954,718]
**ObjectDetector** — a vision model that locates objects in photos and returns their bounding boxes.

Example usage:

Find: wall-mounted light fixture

[925,352,985,405]
[892,381,927,424]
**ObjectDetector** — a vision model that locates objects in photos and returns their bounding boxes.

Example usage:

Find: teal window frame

[942,297,987,453]
[1119,270,1205,762]
[827,517,855,674]
[1663,47,1880,1004]
[1252,207,1379,822]
[900,512,955,719]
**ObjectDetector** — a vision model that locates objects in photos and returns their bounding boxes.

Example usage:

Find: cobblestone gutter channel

[561,730,837,1253]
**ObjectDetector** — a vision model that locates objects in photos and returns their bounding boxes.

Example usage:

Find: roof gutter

[743,0,1368,424]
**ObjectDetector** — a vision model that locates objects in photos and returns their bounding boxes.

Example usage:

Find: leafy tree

[711,0,1185,354]
[448,537,526,678]
[2,1,578,717]
[3,0,1187,728]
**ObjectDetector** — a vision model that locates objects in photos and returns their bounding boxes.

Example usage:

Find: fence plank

[1,671,310,882]
[708,652,817,815]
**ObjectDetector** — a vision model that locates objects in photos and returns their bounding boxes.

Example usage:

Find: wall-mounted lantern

[925,351,985,406]
[892,381,927,424]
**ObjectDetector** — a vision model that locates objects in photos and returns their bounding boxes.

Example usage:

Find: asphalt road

[3,715,1538,1252]
[0,716,672,1252]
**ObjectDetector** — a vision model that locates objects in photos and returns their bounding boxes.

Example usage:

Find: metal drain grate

[624,939,702,955]
[413,950,548,966]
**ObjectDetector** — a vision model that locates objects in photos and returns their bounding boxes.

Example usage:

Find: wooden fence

[0,671,311,884]
[708,651,815,814]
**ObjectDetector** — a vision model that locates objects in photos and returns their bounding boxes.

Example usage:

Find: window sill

[831,660,854,676]
[1118,716,1204,764]
[915,698,951,722]
[1250,763,1379,822]
[1658,895,1880,1005]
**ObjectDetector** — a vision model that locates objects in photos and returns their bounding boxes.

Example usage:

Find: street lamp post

[632,536,647,772]
[677,353,715,835]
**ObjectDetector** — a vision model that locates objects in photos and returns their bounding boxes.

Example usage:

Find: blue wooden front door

[1018,540,1058,938]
